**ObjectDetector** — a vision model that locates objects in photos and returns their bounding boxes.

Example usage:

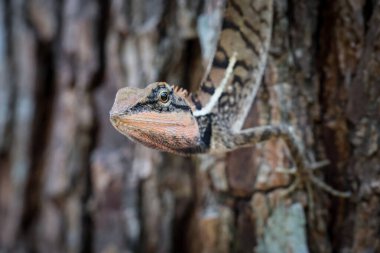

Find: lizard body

[192,0,272,133]
[111,0,272,155]
[110,0,350,197]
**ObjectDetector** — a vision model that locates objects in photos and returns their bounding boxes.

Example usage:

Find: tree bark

[0,0,379,253]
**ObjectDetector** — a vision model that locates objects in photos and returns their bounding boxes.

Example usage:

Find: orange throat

[111,111,200,154]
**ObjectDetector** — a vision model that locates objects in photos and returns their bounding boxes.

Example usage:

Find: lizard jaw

[110,111,201,154]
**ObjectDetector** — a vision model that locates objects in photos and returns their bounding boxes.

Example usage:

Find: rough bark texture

[0,0,379,253]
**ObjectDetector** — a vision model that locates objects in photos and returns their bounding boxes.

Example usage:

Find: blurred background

[0,0,380,252]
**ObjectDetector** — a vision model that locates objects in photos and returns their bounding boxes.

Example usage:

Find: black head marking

[130,84,192,113]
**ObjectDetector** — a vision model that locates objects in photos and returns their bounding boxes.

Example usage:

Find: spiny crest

[172,85,190,96]
[171,85,195,111]
[172,85,191,98]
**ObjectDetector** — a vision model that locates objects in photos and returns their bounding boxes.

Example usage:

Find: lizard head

[110,82,201,155]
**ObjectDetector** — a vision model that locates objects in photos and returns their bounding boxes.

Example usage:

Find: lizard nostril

[110,114,120,126]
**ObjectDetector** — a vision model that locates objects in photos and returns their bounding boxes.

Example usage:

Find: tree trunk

[0,0,379,253]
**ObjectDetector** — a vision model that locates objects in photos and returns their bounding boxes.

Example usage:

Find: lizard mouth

[110,113,187,129]
[117,117,187,127]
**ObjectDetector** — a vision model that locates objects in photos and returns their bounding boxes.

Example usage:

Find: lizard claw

[308,174,351,198]
[309,160,330,170]
[276,160,351,198]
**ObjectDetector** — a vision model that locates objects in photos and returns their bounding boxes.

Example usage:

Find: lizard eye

[159,90,169,103]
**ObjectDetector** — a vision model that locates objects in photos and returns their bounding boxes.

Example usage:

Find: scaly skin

[110,82,205,155]
[109,0,350,197]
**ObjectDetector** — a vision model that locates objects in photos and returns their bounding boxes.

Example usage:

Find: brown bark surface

[0,0,379,253]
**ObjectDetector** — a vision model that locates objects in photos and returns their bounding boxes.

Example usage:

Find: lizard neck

[194,114,214,153]
[192,0,273,131]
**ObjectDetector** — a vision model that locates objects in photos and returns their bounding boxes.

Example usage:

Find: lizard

[109,0,350,197]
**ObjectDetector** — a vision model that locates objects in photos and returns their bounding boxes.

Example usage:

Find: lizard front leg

[223,125,351,198]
